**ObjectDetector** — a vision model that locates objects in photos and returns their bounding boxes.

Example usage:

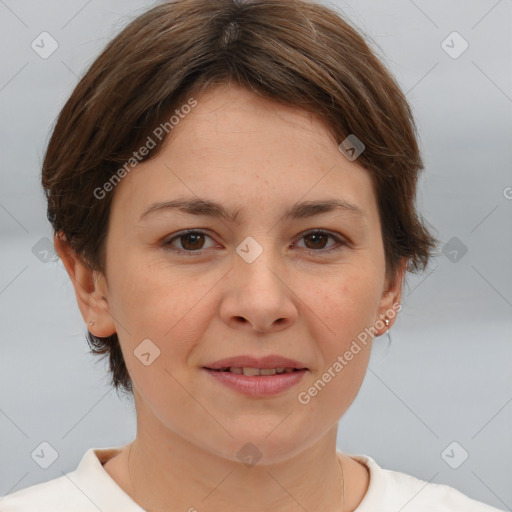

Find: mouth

[201,355,309,396]
[204,367,305,376]
[202,366,308,397]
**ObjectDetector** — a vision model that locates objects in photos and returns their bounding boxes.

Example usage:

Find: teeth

[215,367,298,375]
[242,367,260,376]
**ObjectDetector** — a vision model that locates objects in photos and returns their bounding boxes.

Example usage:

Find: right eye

[164,230,217,255]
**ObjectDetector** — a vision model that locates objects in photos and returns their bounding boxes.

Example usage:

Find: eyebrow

[139,197,367,222]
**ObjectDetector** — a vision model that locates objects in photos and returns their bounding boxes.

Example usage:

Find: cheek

[301,264,382,341]
[106,257,218,382]
[294,273,377,423]
[107,249,208,331]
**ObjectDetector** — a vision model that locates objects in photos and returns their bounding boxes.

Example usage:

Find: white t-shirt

[0,446,504,511]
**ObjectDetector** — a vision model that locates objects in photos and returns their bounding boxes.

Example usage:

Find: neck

[102,392,370,512]
[125,426,345,512]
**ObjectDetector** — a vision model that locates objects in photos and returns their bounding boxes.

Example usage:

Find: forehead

[109,84,378,226]
[179,83,339,154]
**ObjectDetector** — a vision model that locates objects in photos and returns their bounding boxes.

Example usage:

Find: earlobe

[54,233,117,338]
[376,258,407,335]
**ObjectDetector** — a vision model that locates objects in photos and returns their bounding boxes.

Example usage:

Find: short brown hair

[42,0,438,395]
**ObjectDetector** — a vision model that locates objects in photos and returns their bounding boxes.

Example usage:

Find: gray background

[0,0,511,509]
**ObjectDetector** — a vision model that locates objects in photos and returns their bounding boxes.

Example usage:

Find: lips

[203,361,308,397]
[210,367,301,376]
[203,355,308,372]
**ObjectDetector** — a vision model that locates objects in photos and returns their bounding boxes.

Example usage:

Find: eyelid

[293,228,348,252]
[163,228,348,256]
[163,229,217,255]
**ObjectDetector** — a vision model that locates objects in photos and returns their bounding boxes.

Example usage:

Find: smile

[209,367,302,376]
[203,367,308,397]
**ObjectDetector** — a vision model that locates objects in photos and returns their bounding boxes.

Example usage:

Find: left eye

[295,230,342,251]
[164,229,345,255]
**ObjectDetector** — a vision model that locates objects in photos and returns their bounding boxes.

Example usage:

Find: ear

[374,257,406,336]
[54,233,116,338]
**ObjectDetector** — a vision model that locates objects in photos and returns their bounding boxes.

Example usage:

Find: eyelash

[163,229,347,257]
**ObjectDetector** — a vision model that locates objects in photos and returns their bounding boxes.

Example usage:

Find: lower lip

[203,368,307,397]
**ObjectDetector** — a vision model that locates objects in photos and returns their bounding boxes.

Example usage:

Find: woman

[0,0,504,510]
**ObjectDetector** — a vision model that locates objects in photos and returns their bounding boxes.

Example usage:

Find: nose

[220,244,298,334]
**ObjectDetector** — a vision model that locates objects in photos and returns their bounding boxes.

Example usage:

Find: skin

[56,83,404,512]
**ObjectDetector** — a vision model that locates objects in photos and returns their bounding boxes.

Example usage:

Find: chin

[202,429,316,466]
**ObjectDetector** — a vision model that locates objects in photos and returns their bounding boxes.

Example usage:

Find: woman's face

[90,84,402,462]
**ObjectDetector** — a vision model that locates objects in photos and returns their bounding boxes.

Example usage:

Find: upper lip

[203,355,308,370]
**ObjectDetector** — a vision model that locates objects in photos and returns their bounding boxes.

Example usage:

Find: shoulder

[350,454,505,512]
[0,473,92,511]
[0,446,142,512]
